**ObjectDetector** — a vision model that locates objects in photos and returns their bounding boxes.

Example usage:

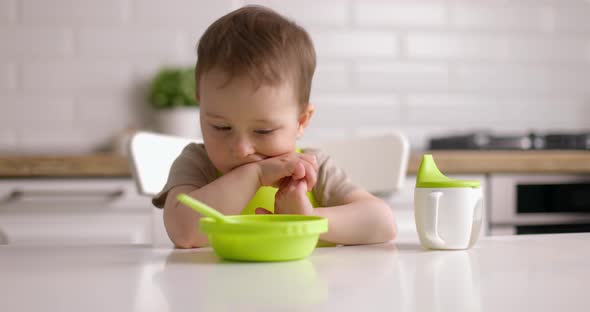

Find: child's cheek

[261,133,297,156]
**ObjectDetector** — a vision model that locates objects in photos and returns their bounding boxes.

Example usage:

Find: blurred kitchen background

[1,0,590,245]
[1,0,589,154]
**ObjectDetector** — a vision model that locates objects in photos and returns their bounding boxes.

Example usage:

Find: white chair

[305,133,409,194]
[128,131,202,247]
[128,131,409,246]
[128,131,202,197]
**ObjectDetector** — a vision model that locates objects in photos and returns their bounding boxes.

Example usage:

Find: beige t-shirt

[152,143,360,209]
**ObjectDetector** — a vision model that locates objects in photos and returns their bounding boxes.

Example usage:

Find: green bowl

[200,215,328,262]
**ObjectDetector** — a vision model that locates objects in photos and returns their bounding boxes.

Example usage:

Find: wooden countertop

[408,150,590,174]
[0,154,131,178]
[1,150,589,178]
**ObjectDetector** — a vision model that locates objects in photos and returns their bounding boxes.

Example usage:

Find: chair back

[305,133,409,194]
[128,131,409,246]
[128,131,202,196]
[129,131,410,197]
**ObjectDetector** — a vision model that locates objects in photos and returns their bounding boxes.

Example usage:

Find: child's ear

[297,104,315,137]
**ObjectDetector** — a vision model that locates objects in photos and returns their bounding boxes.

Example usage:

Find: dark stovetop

[429,131,590,150]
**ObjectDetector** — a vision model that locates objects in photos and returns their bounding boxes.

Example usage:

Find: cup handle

[467,197,484,248]
[426,191,445,246]
[473,197,483,220]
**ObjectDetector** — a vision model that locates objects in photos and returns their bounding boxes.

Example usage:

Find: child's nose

[232,136,255,158]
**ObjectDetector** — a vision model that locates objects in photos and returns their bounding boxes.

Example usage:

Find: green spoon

[176,193,234,223]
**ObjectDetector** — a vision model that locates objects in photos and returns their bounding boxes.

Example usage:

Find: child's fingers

[287,178,299,193]
[300,153,318,171]
[276,177,290,195]
[291,161,306,180]
[255,207,273,214]
[307,167,317,191]
[299,160,317,191]
[261,153,316,187]
[284,179,307,198]
[295,179,308,193]
[277,177,290,188]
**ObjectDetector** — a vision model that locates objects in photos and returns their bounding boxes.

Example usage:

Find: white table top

[1,233,589,312]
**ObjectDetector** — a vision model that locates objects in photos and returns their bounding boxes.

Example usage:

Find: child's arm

[163,152,318,248]
[273,179,396,245]
[313,191,397,245]
[163,163,261,248]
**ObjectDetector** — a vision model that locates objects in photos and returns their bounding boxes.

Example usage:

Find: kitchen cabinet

[0,178,153,245]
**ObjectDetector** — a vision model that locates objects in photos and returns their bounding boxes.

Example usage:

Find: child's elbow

[173,241,200,249]
[170,235,207,249]
[379,201,398,242]
[384,218,398,242]
[165,220,208,248]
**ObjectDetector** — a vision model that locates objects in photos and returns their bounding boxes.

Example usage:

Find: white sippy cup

[414,155,483,250]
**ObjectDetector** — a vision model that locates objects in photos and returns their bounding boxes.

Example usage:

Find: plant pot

[155,107,201,139]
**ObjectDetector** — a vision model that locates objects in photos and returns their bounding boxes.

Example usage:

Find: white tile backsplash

[0,95,75,127]
[406,94,590,128]
[245,0,351,28]
[504,36,589,62]
[0,0,16,23]
[451,64,590,93]
[312,62,352,92]
[357,62,449,91]
[76,28,185,60]
[15,127,112,154]
[450,5,550,31]
[0,130,17,153]
[312,30,399,58]
[355,1,447,28]
[553,7,590,32]
[131,0,233,30]
[0,64,16,89]
[74,94,145,130]
[21,62,132,92]
[0,28,73,59]
[21,0,128,25]
[1,0,589,153]
[406,33,507,60]
[310,94,402,128]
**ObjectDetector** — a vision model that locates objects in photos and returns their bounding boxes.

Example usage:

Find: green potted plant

[149,66,201,138]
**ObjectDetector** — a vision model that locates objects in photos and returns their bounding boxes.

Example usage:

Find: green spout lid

[416,154,480,188]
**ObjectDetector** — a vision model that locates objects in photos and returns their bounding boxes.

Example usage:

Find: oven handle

[2,189,125,203]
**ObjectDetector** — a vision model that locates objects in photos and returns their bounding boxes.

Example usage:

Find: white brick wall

[0,95,75,128]
[0,0,16,24]
[244,0,351,28]
[0,0,589,153]
[0,64,16,90]
[355,1,447,27]
[0,28,73,59]
[21,62,132,92]
[21,0,128,25]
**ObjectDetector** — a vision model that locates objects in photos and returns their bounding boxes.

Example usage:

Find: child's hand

[256,152,317,191]
[274,178,315,216]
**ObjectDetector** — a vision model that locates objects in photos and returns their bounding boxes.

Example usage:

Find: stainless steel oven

[489,174,590,235]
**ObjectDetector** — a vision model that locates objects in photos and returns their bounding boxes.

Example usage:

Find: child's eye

[254,129,275,135]
[212,125,231,131]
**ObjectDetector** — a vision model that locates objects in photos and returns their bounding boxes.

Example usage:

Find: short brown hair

[195,5,316,106]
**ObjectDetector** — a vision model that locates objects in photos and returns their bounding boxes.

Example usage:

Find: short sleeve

[151,143,218,208]
[307,149,362,207]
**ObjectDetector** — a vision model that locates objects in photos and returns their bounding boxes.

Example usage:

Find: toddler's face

[198,69,312,174]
